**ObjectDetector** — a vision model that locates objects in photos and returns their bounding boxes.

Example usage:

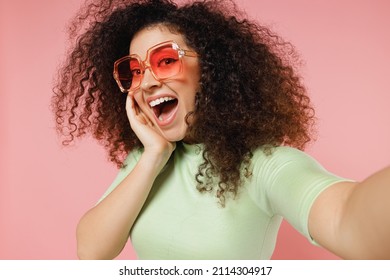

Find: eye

[131,68,142,76]
[158,57,178,67]
[129,59,142,76]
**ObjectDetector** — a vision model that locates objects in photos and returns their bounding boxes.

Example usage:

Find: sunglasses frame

[113,40,198,93]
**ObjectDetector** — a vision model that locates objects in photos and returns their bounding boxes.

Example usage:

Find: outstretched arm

[309,166,390,259]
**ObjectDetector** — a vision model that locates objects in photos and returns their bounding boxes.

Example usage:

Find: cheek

[183,61,201,90]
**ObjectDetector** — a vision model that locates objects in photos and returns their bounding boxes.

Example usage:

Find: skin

[309,169,390,259]
[76,25,390,260]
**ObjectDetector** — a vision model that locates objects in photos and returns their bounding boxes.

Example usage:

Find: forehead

[129,25,188,59]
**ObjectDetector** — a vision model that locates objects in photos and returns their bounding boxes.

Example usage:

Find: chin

[160,128,187,143]
[161,135,185,143]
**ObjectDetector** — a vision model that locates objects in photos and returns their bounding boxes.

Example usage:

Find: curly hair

[52,0,315,205]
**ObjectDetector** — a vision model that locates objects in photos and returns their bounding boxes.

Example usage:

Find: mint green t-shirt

[100,143,349,259]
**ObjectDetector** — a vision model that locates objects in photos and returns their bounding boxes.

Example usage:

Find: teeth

[149,97,175,108]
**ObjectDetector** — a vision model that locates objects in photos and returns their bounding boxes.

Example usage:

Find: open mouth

[149,96,179,122]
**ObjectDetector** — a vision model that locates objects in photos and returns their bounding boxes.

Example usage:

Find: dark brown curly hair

[52,0,315,205]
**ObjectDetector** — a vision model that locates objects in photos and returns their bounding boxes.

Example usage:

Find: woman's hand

[126,94,175,166]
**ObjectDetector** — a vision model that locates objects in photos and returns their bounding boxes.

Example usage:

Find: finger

[126,94,153,126]
[126,94,134,116]
[126,94,140,121]
[138,109,154,127]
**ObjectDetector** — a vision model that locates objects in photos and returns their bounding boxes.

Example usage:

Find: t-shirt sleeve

[97,149,143,203]
[247,146,353,244]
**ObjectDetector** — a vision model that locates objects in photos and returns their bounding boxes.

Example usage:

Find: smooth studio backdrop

[1,0,389,259]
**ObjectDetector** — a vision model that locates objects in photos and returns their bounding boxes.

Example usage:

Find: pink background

[1,0,389,259]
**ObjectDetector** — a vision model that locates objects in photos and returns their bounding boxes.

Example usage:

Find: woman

[52,0,390,259]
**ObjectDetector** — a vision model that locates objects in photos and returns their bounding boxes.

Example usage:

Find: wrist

[141,145,175,172]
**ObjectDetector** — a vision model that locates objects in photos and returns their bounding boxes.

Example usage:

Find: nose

[140,68,162,92]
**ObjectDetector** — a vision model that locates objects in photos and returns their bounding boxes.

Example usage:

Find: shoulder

[251,146,315,172]
[248,146,351,239]
[250,145,343,187]
[248,145,348,207]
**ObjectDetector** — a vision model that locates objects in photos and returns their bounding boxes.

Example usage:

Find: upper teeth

[149,97,175,108]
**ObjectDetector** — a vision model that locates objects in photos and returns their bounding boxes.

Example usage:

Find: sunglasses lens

[129,58,142,90]
[115,43,182,92]
[150,44,181,80]
[115,59,130,91]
